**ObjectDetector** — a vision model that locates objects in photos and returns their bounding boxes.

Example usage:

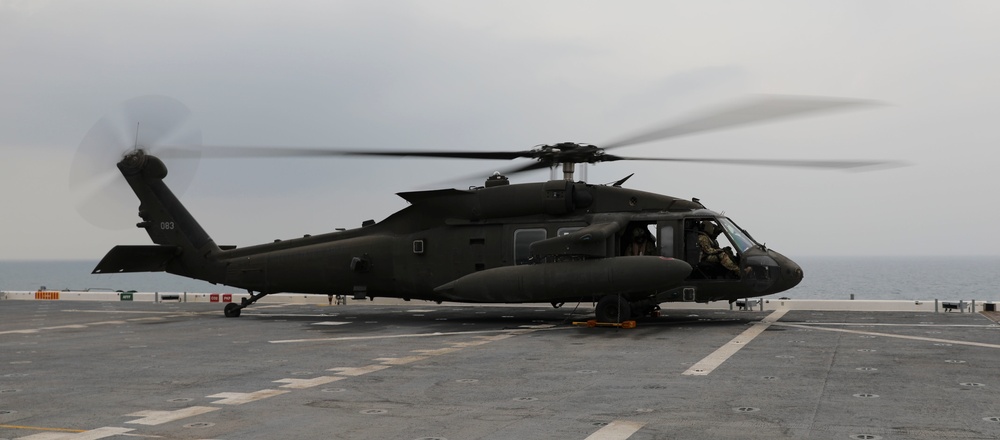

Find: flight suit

[696,231,740,274]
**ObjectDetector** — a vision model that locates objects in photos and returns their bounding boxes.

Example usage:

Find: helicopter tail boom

[92,151,225,283]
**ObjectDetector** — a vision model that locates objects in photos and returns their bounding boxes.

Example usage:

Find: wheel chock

[572,320,637,329]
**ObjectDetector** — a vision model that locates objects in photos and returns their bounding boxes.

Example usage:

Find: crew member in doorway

[626,226,657,256]
[697,221,745,277]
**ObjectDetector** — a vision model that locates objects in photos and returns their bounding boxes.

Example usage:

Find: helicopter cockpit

[674,215,803,295]
[682,217,758,280]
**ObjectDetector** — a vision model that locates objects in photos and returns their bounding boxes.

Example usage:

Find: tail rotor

[69,95,202,229]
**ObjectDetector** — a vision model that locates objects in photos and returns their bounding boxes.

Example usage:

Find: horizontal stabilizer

[93,245,181,273]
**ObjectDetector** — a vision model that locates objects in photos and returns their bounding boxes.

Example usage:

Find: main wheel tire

[224,303,242,318]
[595,295,631,323]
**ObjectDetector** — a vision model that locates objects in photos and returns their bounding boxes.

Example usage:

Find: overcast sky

[2,1,998,260]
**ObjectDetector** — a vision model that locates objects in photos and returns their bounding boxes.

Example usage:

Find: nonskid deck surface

[1,301,999,439]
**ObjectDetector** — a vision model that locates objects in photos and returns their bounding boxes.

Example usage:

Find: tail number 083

[160,222,176,230]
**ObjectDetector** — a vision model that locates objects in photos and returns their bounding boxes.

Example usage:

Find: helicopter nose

[786,259,804,288]
[771,251,803,291]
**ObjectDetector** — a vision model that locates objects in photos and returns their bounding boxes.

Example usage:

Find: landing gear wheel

[224,303,242,318]
[595,295,631,323]
[222,291,269,317]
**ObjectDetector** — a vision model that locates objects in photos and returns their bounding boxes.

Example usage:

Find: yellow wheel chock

[572,320,637,329]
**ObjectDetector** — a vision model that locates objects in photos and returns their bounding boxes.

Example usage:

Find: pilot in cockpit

[696,221,746,277]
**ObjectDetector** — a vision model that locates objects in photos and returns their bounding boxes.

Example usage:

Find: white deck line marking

[790,322,998,328]
[683,309,788,376]
[448,340,495,348]
[252,304,293,309]
[125,407,219,425]
[327,365,390,376]
[412,347,461,356]
[776,323,1000,348]
[375,356,430,365]
[207,389,289,405]
[0,329,39,335]
[311,321,351,326]
[17,427,135,440]
[121,433,165,438]
[13,433,68,440]
[125,317,166,322]
[269,327,560,343]
[247,313,360,318]
[274,376,345,389]
[60,310,177,315]
[584,420,645,440]
[88,321,128,326]
[476,334,519,341]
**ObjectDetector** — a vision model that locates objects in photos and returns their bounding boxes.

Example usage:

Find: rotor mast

[561,162,575,181]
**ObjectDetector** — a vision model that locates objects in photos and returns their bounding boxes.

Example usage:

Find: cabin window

[514,228,547,265]
[659,225,674,257]
[623,222,658,256]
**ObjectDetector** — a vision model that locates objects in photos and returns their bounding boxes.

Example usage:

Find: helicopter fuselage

[95,151,803,319]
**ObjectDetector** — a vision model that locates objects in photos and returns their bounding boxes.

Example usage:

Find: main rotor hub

[533,143,604,166]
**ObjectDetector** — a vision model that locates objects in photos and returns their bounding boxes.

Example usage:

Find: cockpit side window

[719,218,757,253]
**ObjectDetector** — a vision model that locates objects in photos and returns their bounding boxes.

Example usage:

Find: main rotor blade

[601,95,881,150]
[161,146,531,161]
[427,160,553,187]
[492,161,553,176]
[605,155,904,170]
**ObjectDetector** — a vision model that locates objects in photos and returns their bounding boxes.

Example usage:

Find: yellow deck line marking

[776,323,1000,348]
[0,424,85,433]
[584,420,645,440]
[683,309,788,376]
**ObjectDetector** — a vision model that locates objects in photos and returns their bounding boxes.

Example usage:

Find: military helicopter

[80,95,891,321]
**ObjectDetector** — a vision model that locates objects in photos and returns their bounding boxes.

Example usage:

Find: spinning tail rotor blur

[69,96,202,229]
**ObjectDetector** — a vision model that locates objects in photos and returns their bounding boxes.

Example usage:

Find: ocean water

[1,256,998,301]
[0,260,227,294]
[793,256,1000,301]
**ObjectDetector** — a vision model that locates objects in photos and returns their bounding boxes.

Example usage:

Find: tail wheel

[224,303,242,318]
[595,295,631,323]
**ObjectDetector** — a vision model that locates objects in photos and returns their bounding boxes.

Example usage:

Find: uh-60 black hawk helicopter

[83,95,891,322]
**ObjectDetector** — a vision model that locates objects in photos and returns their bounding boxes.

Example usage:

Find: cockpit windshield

[719,217,758,253]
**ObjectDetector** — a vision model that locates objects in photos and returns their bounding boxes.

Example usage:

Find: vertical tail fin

[94,150,224,283]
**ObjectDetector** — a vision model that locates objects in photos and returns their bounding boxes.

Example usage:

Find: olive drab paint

[94,150,804,321]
